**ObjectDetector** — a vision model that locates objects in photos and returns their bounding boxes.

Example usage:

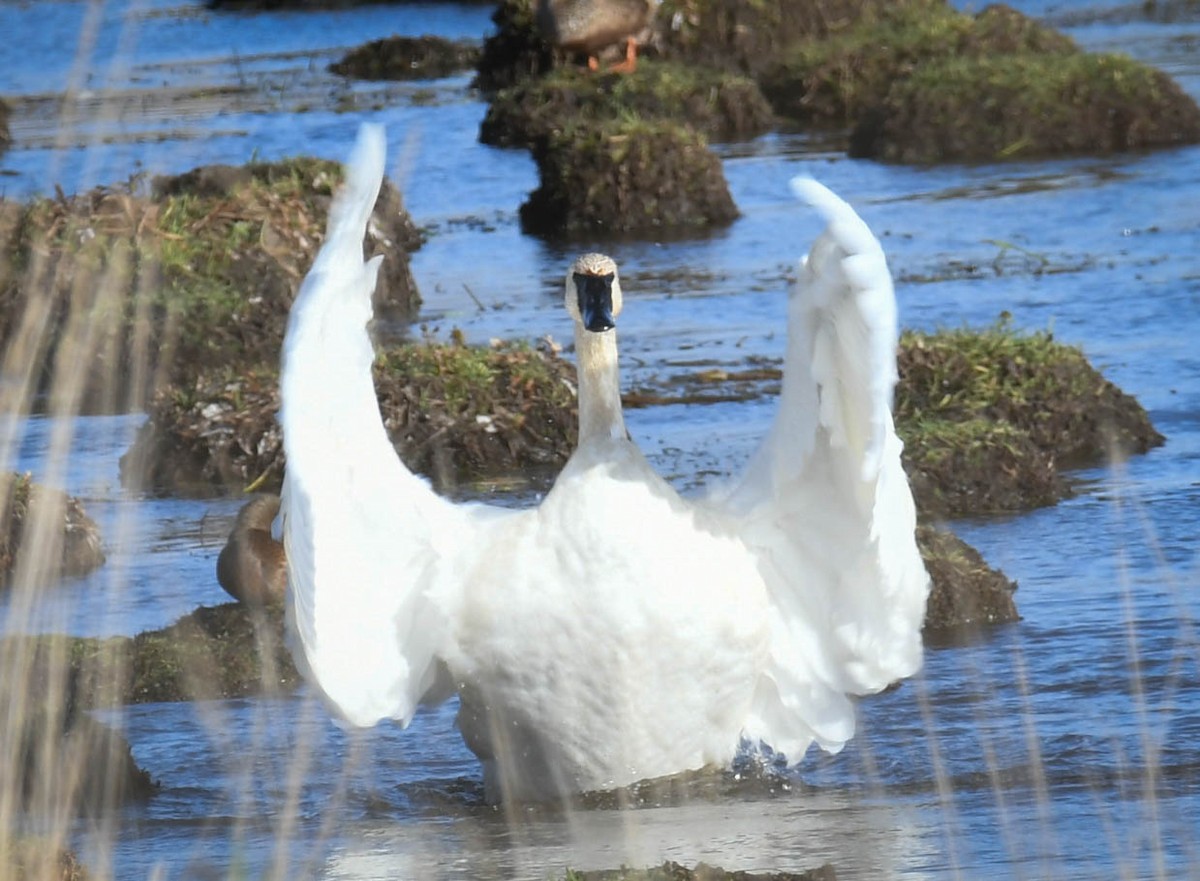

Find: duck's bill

[574,271,616,332]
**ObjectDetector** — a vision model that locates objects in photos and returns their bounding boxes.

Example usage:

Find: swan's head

[565,253,622,334]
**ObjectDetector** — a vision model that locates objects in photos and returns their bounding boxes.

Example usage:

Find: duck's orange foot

[607,37,638,74]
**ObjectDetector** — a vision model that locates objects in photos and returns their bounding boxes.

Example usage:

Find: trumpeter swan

[277,124,930,803]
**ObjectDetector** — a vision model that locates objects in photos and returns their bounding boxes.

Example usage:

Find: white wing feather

[706,177,930,760]
[278,124,478,728]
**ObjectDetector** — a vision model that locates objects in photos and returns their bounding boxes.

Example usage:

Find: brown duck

[536,0,656,73]
[216,495,286,607]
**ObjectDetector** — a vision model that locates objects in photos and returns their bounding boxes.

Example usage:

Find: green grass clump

[377,339,575,416]
[0,473,104,584]
[481,60,774,147]
[762,3,1076,124]
[0,157,421,413]
[124,340,580,495]
[865,50,1200,161]
[520,117,739,236]
[152,158,342,365]
[758,0,1199,161]
[893,319,1163,515]
[330,35,480,82]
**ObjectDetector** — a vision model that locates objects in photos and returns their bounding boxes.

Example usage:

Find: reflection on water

[2,0,1200,878]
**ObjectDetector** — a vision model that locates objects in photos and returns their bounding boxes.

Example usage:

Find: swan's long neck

[575,325,626,443]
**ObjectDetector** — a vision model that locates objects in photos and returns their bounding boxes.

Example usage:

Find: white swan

[277,124,930,803]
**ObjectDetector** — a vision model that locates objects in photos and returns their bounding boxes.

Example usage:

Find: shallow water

[2,1,1199,878]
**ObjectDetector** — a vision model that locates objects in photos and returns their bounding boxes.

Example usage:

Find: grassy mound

[761,3,1076,124]
[9,711,157,818]
[896,319,1163,516]
[0,472,104,585]
[654,0,918,74]
[121,339,579,495]
[756,2,1200,161]
[330,35,480,81]
[852,50,1200,162]
[0,156,421,413]
[481,62,774,147]
[919,525,1018,632]
[475,0,557,92]
[520,119,739,237]
[621,320,1161,518]
[7,602,296,710]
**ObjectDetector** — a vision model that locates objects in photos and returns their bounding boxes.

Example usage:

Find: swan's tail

[712,178,929,762]
[278,124,459,728]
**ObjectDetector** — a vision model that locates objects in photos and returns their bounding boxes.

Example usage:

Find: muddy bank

[330,35,481,81]
[0,156,421,414]
[121,340,578,495]
[1,472,104,585]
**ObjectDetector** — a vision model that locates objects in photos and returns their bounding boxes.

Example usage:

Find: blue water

[2,1,1199,878]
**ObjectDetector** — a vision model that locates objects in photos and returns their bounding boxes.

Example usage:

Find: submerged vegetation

[329,35,481,81]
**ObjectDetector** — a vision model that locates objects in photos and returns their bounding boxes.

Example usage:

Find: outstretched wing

[704,178,930,761]
[278,124,481,728]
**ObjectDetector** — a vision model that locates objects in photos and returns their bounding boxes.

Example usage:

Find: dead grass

[121,339,579,495]
[0,157,420,413]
